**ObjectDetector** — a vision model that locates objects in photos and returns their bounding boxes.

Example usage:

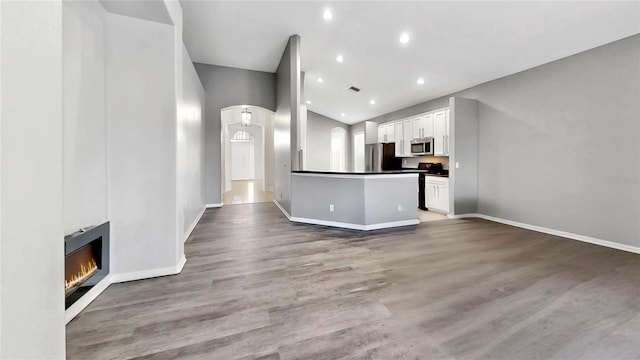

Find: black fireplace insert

[65,222,110,309]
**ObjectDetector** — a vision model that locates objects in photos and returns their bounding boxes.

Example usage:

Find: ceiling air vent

[348,86,361,92]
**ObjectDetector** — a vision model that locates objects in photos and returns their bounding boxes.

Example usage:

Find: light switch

[455,162,460,169]
[329,204,334,212]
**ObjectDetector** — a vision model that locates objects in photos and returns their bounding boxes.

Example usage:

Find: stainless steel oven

[410,137,434,156]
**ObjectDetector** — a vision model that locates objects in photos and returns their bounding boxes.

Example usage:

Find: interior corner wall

[306,111,351,172]
[62,0,108,235]
[181,47,206,238]
[1,1,66,358]
[366,34,640,248]
[106,13,178,275]
[449,97,479,215]
[275,35,301,214]
[193,63,276,205]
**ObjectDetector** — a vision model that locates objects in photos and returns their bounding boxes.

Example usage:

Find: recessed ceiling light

[399,32,410,44]
[417,78,425,85]
[317,77,324,83]
[323,9,333,21]
[369,100,376,105]
[306,100,311,104]
[336,55,344,63]
[341,113,345,117]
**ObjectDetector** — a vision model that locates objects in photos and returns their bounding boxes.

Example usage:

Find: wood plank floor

[66,203,640,360]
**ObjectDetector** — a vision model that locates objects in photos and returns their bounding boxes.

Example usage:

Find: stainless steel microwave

[410,137,434,156]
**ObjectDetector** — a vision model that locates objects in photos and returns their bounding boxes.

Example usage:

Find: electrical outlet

[403,159,407,165]
[397,205,403,212]
[329,204,334,212]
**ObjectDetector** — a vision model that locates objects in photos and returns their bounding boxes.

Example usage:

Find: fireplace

[65,222,109,309]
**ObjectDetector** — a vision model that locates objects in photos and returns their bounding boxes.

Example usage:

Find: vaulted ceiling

[181,1,639,124]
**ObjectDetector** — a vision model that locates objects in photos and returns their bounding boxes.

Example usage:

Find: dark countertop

[292,170,449,177]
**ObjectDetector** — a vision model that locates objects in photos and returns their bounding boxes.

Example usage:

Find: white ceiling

[181,1,639,124]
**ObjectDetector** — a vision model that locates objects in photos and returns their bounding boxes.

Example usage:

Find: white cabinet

[412,114,434,139]
[425,177,449,213]
[377,123,395,143]
[423,113,434,138]
[412,117,424,139]
[394,121,403,156]
[434,109,449,156]
[402,119,412,156]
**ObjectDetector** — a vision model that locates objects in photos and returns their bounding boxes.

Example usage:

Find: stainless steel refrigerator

[365,143,400,172]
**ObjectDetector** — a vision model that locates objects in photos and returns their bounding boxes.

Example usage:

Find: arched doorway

[221,105,274,205]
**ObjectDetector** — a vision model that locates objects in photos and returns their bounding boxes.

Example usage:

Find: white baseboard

[290,216,420,231]
[448,213,640,255]
[65,255,188,324]
[176,254,187,273]
[65,275,112,324]
[110,254,187,284]
[206,203,223,208]
[184,207,205,243]
[273,199,291,220]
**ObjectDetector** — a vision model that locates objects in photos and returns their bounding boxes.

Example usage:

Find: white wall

[62,0,108,235]
[1,1,66,358]
[106,13,178,275]
[181,46,205,239]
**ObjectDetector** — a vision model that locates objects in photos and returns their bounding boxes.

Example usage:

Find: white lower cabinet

[425,177,449,213]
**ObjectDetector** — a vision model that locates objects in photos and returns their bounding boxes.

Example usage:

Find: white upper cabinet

[386,123,395,142]
[378,123,396,143]
[434,109,449,156]
[377,125,385,143]
[423,113,434,138]
[394,121,403,157]
[402,119,412,156]
[378,107,450,156]
[412,116,424,139]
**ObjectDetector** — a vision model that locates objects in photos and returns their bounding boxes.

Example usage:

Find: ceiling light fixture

[317,77,324,83]
[341,113,345,117]
[306,100,311,105]
[400,32,410,44]
[369,100,376,105]
[241,107,252,127]
[323,9,333,21]
[417,78,425,85]
[336,54,344,63]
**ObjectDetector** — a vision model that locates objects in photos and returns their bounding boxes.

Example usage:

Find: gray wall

[106,13,178,274]
[366,34,640,248]
[291,174,418,226]
[306,111,351,171]
[181,47,206,238]
[194,63,276,205]
[1,1,66,357]
[274,35,301,214]
[449,98,479,214]
[62,0,108,235]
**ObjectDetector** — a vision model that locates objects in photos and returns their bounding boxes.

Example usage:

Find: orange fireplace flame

[65,258,98,292]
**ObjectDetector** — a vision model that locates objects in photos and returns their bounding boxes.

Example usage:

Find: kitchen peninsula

[289,170,420,230]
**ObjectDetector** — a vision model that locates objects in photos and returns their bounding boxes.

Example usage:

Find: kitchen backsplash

[402,156,449,169]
